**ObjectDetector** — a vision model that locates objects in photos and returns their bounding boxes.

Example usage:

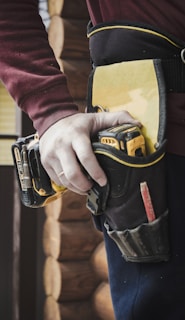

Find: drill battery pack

[12,134,66,208]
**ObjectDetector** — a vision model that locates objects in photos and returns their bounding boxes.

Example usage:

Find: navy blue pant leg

[100,153,185,320]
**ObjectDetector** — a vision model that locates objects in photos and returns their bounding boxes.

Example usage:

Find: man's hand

[39,111,141,194]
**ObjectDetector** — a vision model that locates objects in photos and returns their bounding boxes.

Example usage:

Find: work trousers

[100,153,185,320]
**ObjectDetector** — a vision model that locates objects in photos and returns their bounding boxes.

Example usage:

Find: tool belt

[86,21,185,263]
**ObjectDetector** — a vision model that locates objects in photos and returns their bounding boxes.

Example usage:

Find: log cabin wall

[43,1,115,319]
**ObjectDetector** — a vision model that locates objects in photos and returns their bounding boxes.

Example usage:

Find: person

[1,1,185,319]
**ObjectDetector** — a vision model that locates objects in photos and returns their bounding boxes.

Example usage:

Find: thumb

[92,111,142,133]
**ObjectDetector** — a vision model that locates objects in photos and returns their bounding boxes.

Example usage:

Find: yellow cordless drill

[12,123,145,208]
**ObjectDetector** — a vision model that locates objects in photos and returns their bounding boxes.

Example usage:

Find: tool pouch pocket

[91,141,169,262]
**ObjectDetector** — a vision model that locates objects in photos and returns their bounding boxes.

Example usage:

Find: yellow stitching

[87,25,181,48]
[94,150,165,168]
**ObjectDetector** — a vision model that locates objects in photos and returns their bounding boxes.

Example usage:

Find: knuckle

[67,170,77,182]
[67,171,91,192]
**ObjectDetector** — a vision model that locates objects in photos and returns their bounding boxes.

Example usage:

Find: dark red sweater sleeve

[0,0,78,136]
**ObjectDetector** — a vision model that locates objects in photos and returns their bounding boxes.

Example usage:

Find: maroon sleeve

[0,0,79,136]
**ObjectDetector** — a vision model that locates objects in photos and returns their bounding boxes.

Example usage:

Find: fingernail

[97,177,107,187]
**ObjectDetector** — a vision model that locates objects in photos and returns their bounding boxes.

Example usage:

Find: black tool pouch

[91,141,168,262]
[86,21,185,262]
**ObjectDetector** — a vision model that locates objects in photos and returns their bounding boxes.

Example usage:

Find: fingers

[91,111,142,134]
[55,136,107,193]
[40,138,97,194]
[56,145,94,193]
[41,147,93,194]
[57,171,89,195]
[71,135,107,187]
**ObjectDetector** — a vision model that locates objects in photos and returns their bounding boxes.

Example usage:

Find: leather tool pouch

[90,140,168,263]
[86,21,185,262]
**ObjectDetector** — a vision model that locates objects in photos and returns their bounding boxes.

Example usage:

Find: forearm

[0,0,78,136]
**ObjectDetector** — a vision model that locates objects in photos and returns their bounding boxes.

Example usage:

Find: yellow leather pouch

[88,59,166,155]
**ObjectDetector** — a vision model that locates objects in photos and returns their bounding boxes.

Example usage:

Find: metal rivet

[181,48,185,63]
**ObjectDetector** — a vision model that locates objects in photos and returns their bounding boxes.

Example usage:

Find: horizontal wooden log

[55,57,64,72]
[45,196,62,220]
[61,260,99,302]
[93,282,115,320]
[48,0,89,19]
[48,0,63,17]
[60,300,98,320]
[61,59,91,99]
[43,256,62,300]
[43,217,60,259]
[61,18,89,59]
[44,297,101,320]
[43,217,103,260]
[43,257,100,302]
[45,190,90,221]
[48,16,90,60]
[91,241,109,281]
[58,190,91,222]
[44,296,61,320]
[59,220,103,261]
[74,99,86,112]
[48,15,64,60]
